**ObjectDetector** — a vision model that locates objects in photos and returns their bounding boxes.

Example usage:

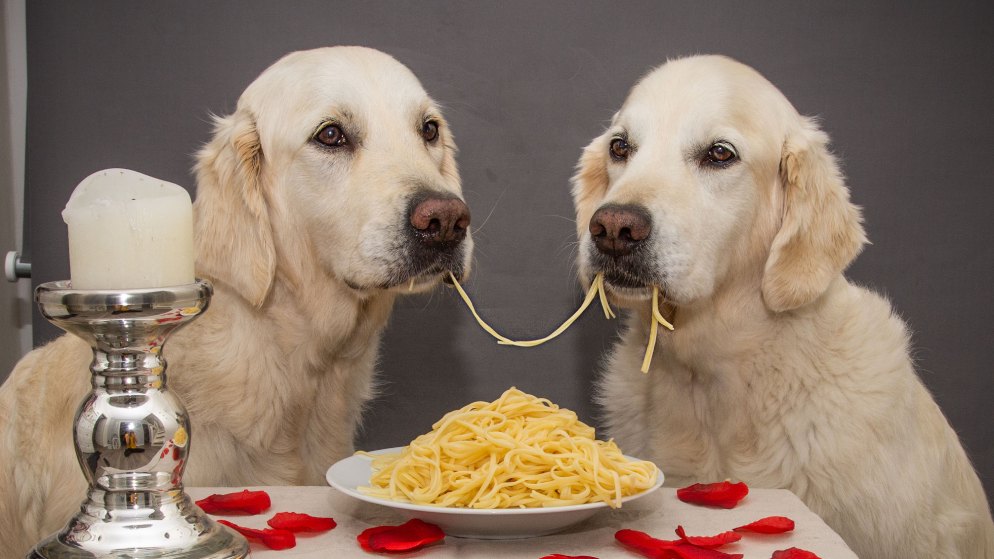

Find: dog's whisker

[545,213,578,225]
[467,187,507,236]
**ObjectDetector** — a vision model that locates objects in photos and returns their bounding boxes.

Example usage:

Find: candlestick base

[28,281,248,559]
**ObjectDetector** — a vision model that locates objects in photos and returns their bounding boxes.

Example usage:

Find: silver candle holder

[28,280,248,559]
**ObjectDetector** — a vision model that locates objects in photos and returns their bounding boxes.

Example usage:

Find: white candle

[62,168,195,289]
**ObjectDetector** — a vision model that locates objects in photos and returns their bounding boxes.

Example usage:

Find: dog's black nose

[409,194,471,246]
[589,204,652,258]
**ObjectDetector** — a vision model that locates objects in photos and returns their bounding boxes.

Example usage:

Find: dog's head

[573,55,865,313]
[194,46,472,307]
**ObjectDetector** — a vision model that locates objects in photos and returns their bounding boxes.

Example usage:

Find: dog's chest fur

[168,284,396,486]
[633,342,801,489]
[598,278,994,558]
[600,280,908,493]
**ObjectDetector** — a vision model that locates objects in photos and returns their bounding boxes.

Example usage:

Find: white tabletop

[186,486,858,558]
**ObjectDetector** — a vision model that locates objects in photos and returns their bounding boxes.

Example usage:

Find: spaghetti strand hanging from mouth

[447,271,672,371]
[448,271,612,346]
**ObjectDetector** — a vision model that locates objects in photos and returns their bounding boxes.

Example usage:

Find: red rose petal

[675,525,742,548]
[771,548,821,559]
[616,529,744,559]
[615,528,680,557]
[267,511,336,532]
[196,489,271,515]
[734,516,795,534]
[676,481,749,509]
[217,519,295,550]
[667,544,744,559]
[357,525,392,548]
[357,518,445,553]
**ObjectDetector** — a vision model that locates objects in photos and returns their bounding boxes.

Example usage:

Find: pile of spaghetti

[358,388,658,509]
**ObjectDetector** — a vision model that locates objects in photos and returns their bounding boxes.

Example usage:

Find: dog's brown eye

[314,124,348,148]
[706,142,737,165]
[422,120,440,143]
[610,138,630,161]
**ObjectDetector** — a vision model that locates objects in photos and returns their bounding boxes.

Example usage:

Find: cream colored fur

[573,55,994,558]
[0,46,471,555]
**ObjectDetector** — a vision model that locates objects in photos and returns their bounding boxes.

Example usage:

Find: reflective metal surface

[28,280,248,558]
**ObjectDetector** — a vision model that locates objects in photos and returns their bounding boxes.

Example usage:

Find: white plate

[326,447,663,539]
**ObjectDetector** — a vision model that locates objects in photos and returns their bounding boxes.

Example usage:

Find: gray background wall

[14,1,993,504]
[0,0,29,386]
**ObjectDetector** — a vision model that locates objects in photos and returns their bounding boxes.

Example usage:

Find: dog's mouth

[394,244,470,292]
[600,276,659,303]
[602,269,650,290]
[345,261,467,293]
[395,264,465,293]
[590,250,666,303]
[596,269,679,329]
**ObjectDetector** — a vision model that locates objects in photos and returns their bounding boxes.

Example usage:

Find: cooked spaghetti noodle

[358,388,658,509]
[449,272,673,373]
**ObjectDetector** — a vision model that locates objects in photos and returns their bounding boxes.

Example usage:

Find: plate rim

[326,446,664,516]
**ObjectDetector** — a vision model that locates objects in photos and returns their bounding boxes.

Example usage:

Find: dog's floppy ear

[571,133,611,240]
[762,117,867,312]
[193,109,276,308]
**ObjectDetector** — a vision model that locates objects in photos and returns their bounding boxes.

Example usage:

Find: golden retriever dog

[573,55,993,558]
[0,46,471,554]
